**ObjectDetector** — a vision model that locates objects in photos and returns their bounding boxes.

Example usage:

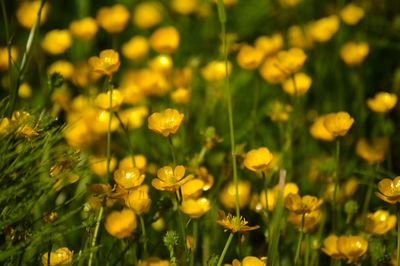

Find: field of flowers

[1,0,400,265]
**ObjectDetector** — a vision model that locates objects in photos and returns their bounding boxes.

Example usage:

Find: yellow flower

[254,33,283,57]
[277,47,307,74]
[151,217,166,232]
[96,4,130,33]
[17,0,49,29]
[171,0,199,15]
[47,60,74,79]
[180,197,211,218]
[64,119,93,148]
[181,178,205,199]
[376,176,400,204]
[122,36,149,60]
[219,180,251,209]
[217,211,260,233]
[150,26,180,54]
[0,46,18,71]
[281,72,312,95]
[321,235,344,259]
[69,17,98,41]
[9,111,38,137]
[94,89,124,110]
[119,106,149,130]
[243,147,274,172]
[41,247,73,266]
[149,55,174,73]
[307,15,340,43]
[266,101,293,122]
[309,115,335,141]
[42,30,72,55]
[340,42,369,66]
[284,193,323,215]
[340,3,365,25]
[18,83,32,98]
[259,57,287,84]
[152,165,193,192]
[325,177,359,202]
[105,209,137,239]
[365,210,396,235]
[367,92,398,113]
[148,108,184,137]
[89,156,117,177]
[172,67,193,88]
[279,0,302,8]
[201,60,232,81]
[171,87,191,104]
[287,25,313,49]
[127,68,169,96]
[356,138,389,164]
[229,256,267,266]
[119,154,147,172]
[138,257,170,266]
[125,185,152,215]
[337,235,368,263]
[257,182,299,212]
[91,110,120,134]
[88,49,120,76]
[323,111,354,137]
[114,168,145,190]
[287,209,321,232]
[236,44,264,70]
[132,2,163,29]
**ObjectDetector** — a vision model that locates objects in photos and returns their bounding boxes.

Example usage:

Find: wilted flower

[340,3,365,25]
[367,92,398,113]
[114,168,145,190]
[132,2,163,29]
[152,165,193,192]
[365,210,396,235]
[122,36,149,60]
[307,15,340,43]
[42,30,72,55]
[41,247,73,266]
[180,197,211,218]
[236,44,264,70]
[323,111,354,137]
[340,42,369,66]
[219,180,251,209]
[94,89,124,110]
[0,46,18,71]
[356,138,389,164]
[281,72,312,95]
[88,49,120,76]
[217,211,259,233]
[284,193,323,215]
[105,209,137,238]
[376,176,400,204]
[243,147,274,172]
[47,60,74,79]
[17,0,49,29]
[69,17,98,41]
[96,4,130,33]
[125,185,152,215]
[148,108,184,137]
[150,26,180,54]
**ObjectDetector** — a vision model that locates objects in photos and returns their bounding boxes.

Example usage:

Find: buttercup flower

[321,235,344,259]
[287,25,313,49]
[257,182,299,212]
[337,236,368,263]
[152,165,193,192]
[171,0,199,14]
[307,15,340,43]
[340,3,365,25]
[284,193,323,214]
[181,178,205,199]
[149,55,174,73]
[277,47,307,74]
[105,209,137,239]
[17,0,49,29]
[217,211,259,233]
[114,168,145,190]
[18,83,32,98]
[132,2,163,29]
[309,115,335,141]
[323,111,354,137]
[180,197,211,218]
[119,154,147,172]
[243,147,274,172]
[122,36,149,60]
[288,209,321,232]
[229,256,267,266]
[367,92,398,113]
[89,156,117,177]
[236,44,264,70]
[279,0,302,8]
[125,185,152,215]
[69,17,98,41]
[148,108,184,137]
[201,60,232,81]
[0,46,18,71]
[91,110,120,134]
[376,176,400,204]
[41,247,73,266]
[259,57,288,84]
[88,49,120,76]
[171,87,191,104]
[94,89,124,110]
[365,209,396,235]
[281,72,312,95]
[267,101,293,122]
[356,138,389,164]
[47,60,74,79]
[340,42,369,66]
[150,26,180,54]
[219,180,251,209]
[42,30,72,55]
[119,107,149,130]
[254,33,283,57]
[96,4,130,33]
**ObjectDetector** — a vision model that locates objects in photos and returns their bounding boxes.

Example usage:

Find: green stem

[305,233,310,266]
[262,171,270,223]
[106,77,113,181]
[139,216,148,259]
[216,232,234,266]
[250,75,260,147]
[294,214,305,266]
[114,112,136,168]
[361,180,373,223]
[397,204,400,266]
[175,192,187,255]
[168,136,177,166]
[332,139,340,231]
[88,206,104,266]
[190,219,198,266]
[217,0,241,224]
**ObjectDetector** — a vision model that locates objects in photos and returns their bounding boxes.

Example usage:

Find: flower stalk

[216,232,234,266]
[294,214,305,266]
